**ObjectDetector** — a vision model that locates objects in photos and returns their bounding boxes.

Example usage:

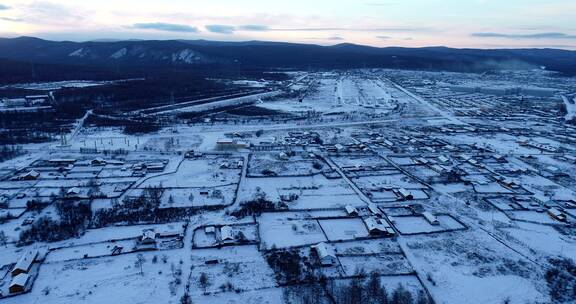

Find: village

[0,69,574,304]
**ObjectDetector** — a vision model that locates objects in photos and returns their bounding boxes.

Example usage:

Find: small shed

[67,187,81,196]
[422,212,440,225]
[20,170,40,180]
[345,205,359,217]
[397,188,414,200]
[9,273,30,294]
[91,157,107,166]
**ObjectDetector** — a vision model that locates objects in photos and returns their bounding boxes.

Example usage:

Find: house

[311,242,337,266]
[157,229,184,239]
[430,164,447,173]
[3,98,27,108]
[220,226,234,242]
[146,163,166,172]
[216,139,248,150]
[547,208,567,222]
[67,187,81,196]
[11,250,38,277]
[533,193,551,205]
[48,158,77,165]
[345,205,359,217]
[437,155,450,164]
[422,212,440,225]
[205,226,216,234]
[367,203,381,216]
[91,157,107,166]
[364,217,394,236]
[396,188,414,200]
[334,144,345,152]
[9,273,30,294]
[25,94,51,104]
[141,230,157,244]
[19,170,40,180]
[414,157,428,165]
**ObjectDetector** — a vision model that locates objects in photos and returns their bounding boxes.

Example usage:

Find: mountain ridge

[0,36,575,75]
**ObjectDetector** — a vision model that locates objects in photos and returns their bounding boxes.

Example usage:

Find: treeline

[229,191,287,218]
[285,272,431,304]
[546,258,576,303]
[85,114,161,135]
[326,274,430,304]
[0,145,25,162]
[19,200,91,244]
[92,186,193,227]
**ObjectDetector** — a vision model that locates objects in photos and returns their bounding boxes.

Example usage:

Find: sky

[0,0,575,49]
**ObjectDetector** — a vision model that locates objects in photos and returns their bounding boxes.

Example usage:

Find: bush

[266,249,306,284]
[546,258,576,302]
[230,192,286,218]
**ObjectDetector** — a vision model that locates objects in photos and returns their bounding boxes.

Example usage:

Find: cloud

[238,25,269,32]
[328,36,344,41]
[364,1,399,6]
[377,35,391,39]
[205,24,235,34]
[20,2,88,25]
[132,22,198,33]
[0,17,21,22]
[0,4,10,10]
[269,27,423,32]
[472,32,576,39]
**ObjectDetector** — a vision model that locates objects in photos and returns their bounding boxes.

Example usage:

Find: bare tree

[199,272,211,294]
[0,230,7,247]
[135,254,145,276]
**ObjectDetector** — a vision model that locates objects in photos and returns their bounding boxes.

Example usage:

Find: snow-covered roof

[142,230,156,240]
[345,205,358,215]
[422,212,439,225]
[21,170,40,178]
[10,273,30,288]
[220,226,234,241]
[67,187,81,195]
[12,250,38,274]
[364,216,389,232]
[311,242,336,260]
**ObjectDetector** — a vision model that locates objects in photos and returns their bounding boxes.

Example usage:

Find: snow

[1,69,574,304]
[258,213,328,250]
[318,218,369,241]
[110,48,127,59]
[562,95,576,121]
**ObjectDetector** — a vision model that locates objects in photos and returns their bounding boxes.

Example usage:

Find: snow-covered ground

[1,69,575,304]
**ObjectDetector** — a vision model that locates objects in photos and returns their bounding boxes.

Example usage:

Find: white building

[422,212,440,225]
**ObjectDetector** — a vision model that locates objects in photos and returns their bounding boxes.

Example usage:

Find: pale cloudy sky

[0,0,575,49]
